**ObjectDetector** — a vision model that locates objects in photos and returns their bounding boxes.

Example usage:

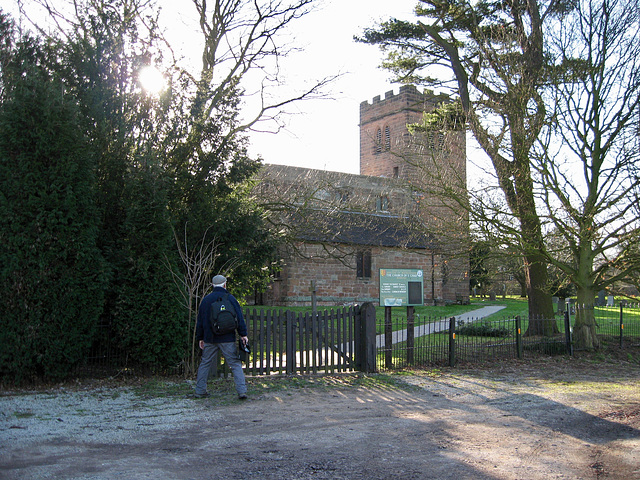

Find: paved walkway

[376,305,507,347]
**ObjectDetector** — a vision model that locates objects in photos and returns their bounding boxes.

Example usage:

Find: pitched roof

[291,209,435,249]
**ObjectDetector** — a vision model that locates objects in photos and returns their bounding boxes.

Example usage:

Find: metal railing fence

[78,303,640,377]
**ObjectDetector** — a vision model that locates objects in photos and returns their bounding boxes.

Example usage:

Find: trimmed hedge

[0,43,107,382]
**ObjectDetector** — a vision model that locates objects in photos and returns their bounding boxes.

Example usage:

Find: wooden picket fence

[240,305,359,375]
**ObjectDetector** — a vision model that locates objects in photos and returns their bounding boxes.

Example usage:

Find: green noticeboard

[379,268,424,306]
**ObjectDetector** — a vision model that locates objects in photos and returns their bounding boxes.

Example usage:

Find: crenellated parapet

[359,85,451,122]
[359,85,461,181]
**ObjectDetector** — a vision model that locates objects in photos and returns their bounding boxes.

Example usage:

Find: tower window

[427,132,446,151]
[393,166,399,178]
[384,126,391,150]
[375,128,382,153]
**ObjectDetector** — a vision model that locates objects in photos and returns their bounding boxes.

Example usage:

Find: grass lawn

[244,297,640,340]
[246,296,530,322]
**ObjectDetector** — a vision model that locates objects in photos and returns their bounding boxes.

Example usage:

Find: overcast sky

[8,0,425,174]
[159,0,485,180]
[242,0,420,174]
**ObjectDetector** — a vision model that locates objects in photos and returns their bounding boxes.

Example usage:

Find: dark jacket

[196,286,247,344]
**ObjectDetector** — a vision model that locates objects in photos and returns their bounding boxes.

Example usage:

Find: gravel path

[1,384,212,449]
[1,356,639,480]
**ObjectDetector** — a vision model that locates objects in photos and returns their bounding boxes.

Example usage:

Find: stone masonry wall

[266,242,467,307]
[360,85,451,180]
[255,164,421,218]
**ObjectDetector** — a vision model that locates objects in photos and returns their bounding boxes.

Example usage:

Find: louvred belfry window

[375,128,382,153]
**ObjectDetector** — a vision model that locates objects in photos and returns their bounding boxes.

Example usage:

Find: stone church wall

[259,242,469,307]
[253,85,470,307]
[265,243,439,306]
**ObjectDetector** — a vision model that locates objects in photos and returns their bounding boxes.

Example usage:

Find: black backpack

[210,293,238,335]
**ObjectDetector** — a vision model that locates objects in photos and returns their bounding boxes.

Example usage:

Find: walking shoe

[238,394,248,400]
[194,392,210,398]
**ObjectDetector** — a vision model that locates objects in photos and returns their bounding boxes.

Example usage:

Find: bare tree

[186,0,337,138]
[12,0,338,356]
[357,0,564,327]
[166,226,220,375]
[536,0,640,349]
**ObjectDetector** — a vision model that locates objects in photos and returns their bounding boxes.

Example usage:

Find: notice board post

[384,306,393,369]
[380,269,424,369]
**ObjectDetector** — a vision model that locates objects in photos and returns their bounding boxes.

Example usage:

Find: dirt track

[1,354,639,480]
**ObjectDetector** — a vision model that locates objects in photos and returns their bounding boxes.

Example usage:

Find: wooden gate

[242,306,358,375]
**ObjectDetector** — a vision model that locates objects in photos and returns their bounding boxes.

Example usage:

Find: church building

[254,85,469,306]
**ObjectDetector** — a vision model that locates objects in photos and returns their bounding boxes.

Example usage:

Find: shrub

[0,35,107,382]
[456,321,510,337]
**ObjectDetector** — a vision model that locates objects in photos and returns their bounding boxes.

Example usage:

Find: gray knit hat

[212,274,227,286]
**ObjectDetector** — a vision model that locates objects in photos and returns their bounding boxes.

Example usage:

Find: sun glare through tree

[138,65,166,94]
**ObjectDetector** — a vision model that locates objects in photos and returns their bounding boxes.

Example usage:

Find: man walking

[195,275,249,400]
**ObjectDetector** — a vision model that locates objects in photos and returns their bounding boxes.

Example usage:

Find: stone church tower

[359,84,466,187]
[358,85,469,304]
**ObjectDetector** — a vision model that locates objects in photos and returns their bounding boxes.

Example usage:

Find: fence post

[515,315,523,359]
[564,310,573,356]
[407,306,415,365]
[449,316,456,367]
[385,306,393,369]
[620,303,624,349]
[355,302,377,373]
[285,310,295,374]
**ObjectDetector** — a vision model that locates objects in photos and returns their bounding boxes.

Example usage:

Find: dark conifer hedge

[0,36,108,382]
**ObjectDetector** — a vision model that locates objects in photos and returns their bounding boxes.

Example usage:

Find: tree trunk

[524,251,558,336]
[573,287,600,350]
[519,284,527,298]
[515,176,556,334]
[504,143,556,334]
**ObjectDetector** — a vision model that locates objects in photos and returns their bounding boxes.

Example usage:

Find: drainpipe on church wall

[431,252,436,306]
[311,280,317,316]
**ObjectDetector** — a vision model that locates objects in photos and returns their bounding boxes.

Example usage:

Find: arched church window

[375,128,382,153]
[356,250,372,279]
[376,195,390,212]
